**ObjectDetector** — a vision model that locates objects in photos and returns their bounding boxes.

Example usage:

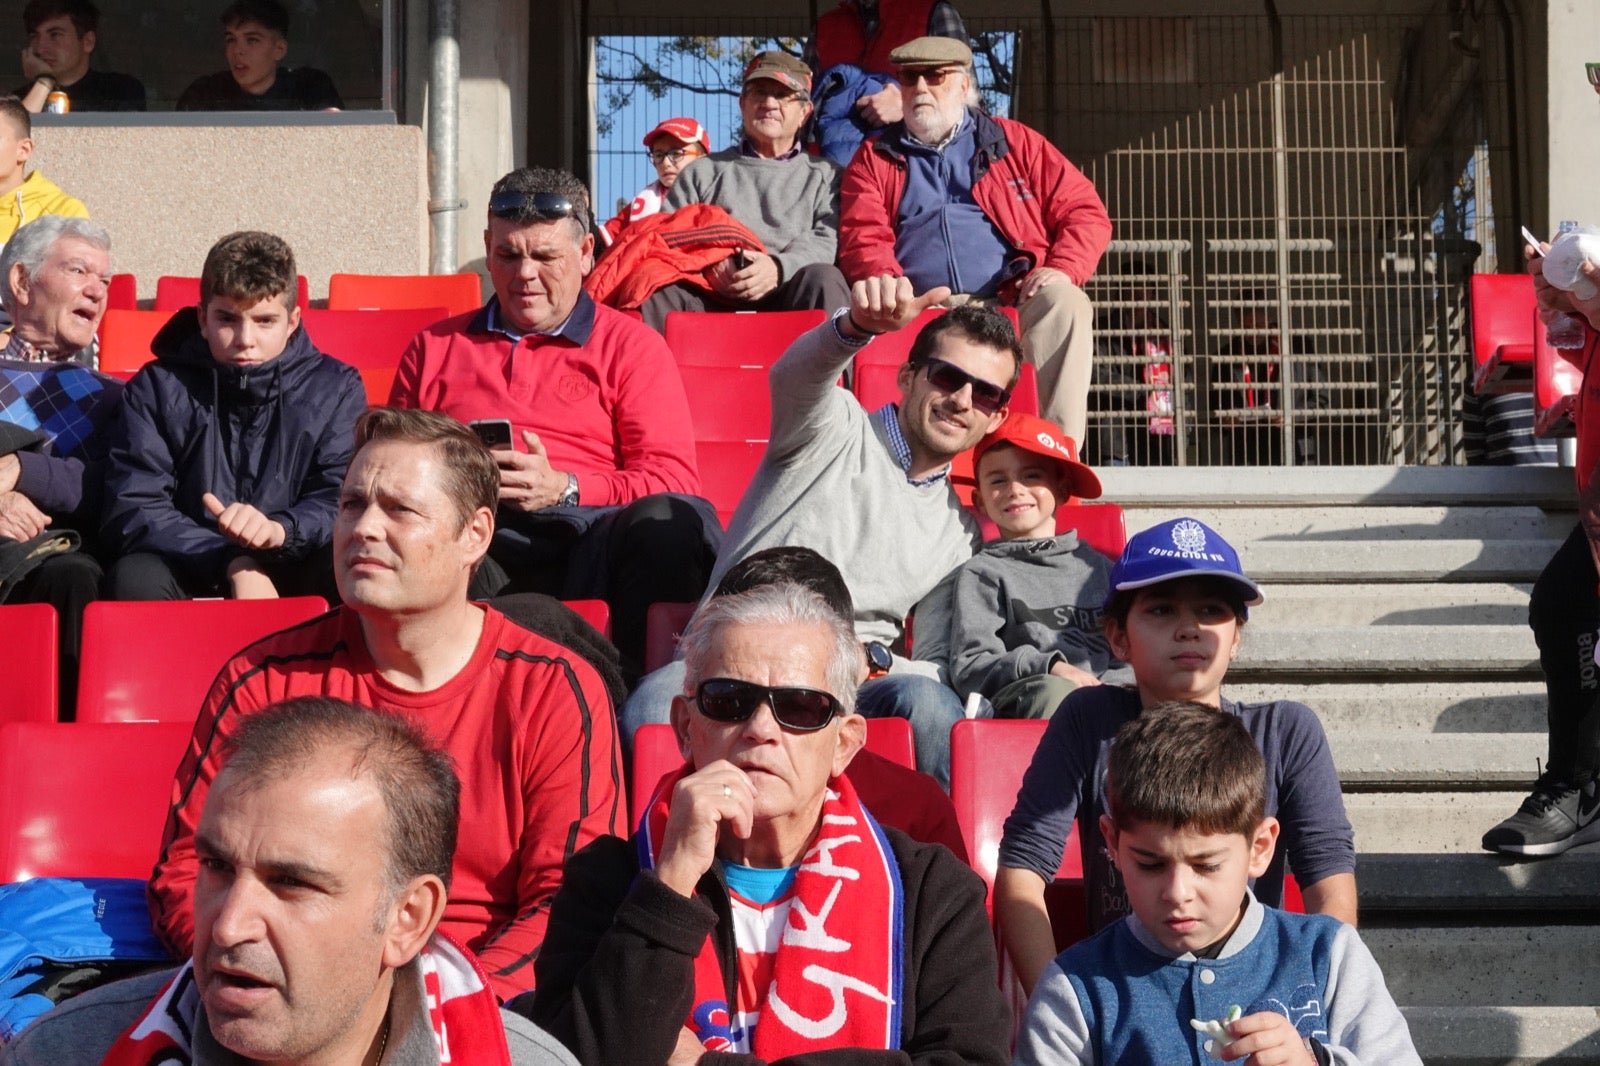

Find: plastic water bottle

[1545,221,1590,349]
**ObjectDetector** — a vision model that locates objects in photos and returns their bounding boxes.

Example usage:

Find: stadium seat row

[1469,272,1581,439]
[102,272,483,317]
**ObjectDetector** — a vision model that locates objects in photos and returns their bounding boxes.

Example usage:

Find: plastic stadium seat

[694,440,767,526]
[563,598,612,638]
[358,366,397,405]
[0,721,193,881]
[630,719,919,827]
[664,310,826,367]
[96,308,168,376]
[77,597,329,724]
[644,601,695,673]
[951,718,1082,898]
[679,363,772,440]
[0,603,57,724]
[155,274,309,312]
[327,272,482,317]
[300,307,449,370]
[106,272,137,311]
[1533,325,1583,438]
[1470,273,1537,395]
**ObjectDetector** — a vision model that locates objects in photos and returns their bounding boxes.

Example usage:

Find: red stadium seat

[300,307,449,370]
[155,274,310,312]
[861,715,915,769]
[1470,273,1537,395]
[693,441,767,526]
[77,597,329,724]
[0,603,57,724]
[644,601,695,673]
[106,272,137,311]
[0,721,193,881]
[1533,324,1583,438]
[664,310,826,367]
[563,598,612,638]
[358,366,397,405]
[96,308,168,376]
[327,272,482,317]
[678,363,776,523]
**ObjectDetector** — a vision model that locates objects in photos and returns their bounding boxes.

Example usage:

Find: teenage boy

[16,0,146,112]
[176,0,342,112]
[101,230,366,601]
[994,517,1358,996]
[1015,704,1420,1066]
[0,96,86,248]
[913,411,1129,718]
[599,116,710,246]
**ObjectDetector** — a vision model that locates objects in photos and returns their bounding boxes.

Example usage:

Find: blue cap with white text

[1106,517,1263,606]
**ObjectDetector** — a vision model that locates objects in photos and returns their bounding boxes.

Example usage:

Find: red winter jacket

[585,203,765,311]
[838,110,1112,303]
[814,0,935,75]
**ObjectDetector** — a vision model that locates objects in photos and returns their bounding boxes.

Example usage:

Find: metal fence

[589,10,1505,466]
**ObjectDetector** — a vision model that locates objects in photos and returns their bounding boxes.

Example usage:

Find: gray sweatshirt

[705,317,980,646]
[665,148,842,281]
[915,532,1132,699]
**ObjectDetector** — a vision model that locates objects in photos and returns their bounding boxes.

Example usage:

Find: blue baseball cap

[1106,517,1263,606]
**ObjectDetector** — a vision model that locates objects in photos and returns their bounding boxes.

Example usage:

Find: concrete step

[1357,849,1600,914]
[1228,540,1558,583]
[1251,582,1533,627]
[1402,1006,1600,1066]
[1099,465,1573,508]
[1225,681,1546,733]
[1347,792,1532,853]
[1330,733,1542,790]
[1119,505,1573,543]
[1368,925,1600,1007]
[1232,625,1538,678]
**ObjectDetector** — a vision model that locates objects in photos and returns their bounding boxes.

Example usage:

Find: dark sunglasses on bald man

[695,677,842,732]
[487,190,590,230]
[894,66,964,88]
[917,356,1012,414]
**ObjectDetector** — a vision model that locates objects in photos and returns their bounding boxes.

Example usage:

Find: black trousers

[6,550,101,721]
[640,262,852,334]
[1530,523,1600,780]
[471,493,720,683]
[104,546,339,604]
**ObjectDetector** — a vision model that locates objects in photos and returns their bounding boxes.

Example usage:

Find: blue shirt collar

[877,402,950,486]
[476,288,597,345]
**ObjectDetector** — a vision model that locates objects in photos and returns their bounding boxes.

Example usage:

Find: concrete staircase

[1098,465,1600,1066]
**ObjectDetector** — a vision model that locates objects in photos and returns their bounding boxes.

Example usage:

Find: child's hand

[204,493,287,550]
[1218,1011,1318,1065]
[1048,661,1101,688]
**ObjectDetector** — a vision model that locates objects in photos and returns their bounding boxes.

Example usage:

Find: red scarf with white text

[99,932,510,1065]
[637,769,905,1057]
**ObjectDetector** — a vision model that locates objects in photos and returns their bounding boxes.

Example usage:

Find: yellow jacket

[0,170,89,242]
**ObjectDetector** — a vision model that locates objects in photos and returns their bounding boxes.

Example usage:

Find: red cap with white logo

[642,117,711,153]
[973,412,1103,499]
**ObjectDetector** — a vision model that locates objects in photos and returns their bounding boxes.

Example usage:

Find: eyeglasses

[487,190,591,230]
[741,84,808,105]
[694,677,842,733]
[894,66,964,88]
[918,356,1012,414]
[646,147,702,165]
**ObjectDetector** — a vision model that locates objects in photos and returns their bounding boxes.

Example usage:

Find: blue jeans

[618,660,686,762]
[856,674,964,791]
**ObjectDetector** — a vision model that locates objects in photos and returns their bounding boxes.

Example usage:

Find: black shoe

[1481,771,1600,856]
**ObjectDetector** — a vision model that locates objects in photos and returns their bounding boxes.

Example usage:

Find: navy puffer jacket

[100,307,367,575]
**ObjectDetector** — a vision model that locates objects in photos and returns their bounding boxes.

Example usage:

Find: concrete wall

[32,122,428,300]
[1543,0,1600,230]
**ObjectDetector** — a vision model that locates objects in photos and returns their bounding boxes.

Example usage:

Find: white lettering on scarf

[765,964,895,1040]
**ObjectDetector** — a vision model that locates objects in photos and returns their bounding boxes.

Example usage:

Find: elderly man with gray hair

[0,213,116,715]
[523,581,1009,1066]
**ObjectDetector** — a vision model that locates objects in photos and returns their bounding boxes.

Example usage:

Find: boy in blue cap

[991,517,1358,998]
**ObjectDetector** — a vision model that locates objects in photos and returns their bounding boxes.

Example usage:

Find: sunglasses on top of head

[917,356,1012,414]
[694,677,842,733]
[487,190,591,230]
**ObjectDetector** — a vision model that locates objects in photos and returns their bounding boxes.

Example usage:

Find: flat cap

[888,35,974,69]
[742,51,812,94]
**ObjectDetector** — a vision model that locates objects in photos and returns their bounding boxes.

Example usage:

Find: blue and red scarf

[637,768,905,1058]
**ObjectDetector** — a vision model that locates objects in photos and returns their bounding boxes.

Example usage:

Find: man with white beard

[837,36,1112,450]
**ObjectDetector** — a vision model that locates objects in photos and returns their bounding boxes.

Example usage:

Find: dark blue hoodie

[100,306,367,578]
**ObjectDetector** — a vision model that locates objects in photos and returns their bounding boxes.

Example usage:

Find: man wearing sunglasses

[523,581,1010,1065]
[639,52,852,333]
[391,165,719,681]
[838,35,1112,451]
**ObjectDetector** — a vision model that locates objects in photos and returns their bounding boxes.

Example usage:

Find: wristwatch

[557,472,580,508]
[863,641,893,679]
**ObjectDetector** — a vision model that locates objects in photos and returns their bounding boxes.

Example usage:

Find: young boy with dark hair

[913,411,1129,718]
[176,0,342,112]
[1015,703,1420,1066]
[101,230,366,601]
[17,0,146,112]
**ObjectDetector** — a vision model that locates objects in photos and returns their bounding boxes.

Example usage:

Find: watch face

[864,641,892,674]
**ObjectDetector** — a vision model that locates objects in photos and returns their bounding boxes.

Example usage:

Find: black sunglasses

[918,356,1012,414]
[487,190,590,230]
[695,677,842,733]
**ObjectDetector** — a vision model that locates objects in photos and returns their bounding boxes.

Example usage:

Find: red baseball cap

[973,413,1103,500]
[642,117,711,154]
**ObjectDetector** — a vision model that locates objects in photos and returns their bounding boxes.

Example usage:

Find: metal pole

[427,0,463,274]
[1265,0,1296,464]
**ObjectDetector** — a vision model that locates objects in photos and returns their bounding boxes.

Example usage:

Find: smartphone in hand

[469,418,514,450]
